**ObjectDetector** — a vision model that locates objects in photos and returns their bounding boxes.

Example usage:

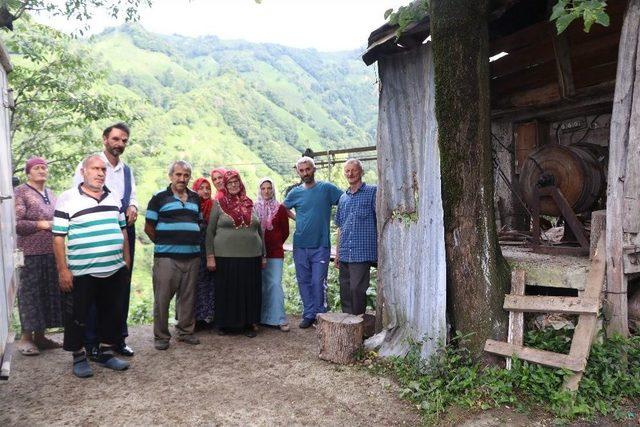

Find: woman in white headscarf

[254,178,290,331]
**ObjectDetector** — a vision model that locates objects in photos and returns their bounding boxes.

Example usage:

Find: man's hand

[126,205,138,226]
[58,268,73,292]
[206,255,216,271]
[36,220,52,231]
[261,257,267,269]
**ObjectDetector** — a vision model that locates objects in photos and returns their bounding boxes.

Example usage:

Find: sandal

[34,337,62,350]
[279,323,290,332]
[17,341,40,356]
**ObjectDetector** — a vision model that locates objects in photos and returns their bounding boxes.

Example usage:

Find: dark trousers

[338,262,372,315]
[84,225,135,350]
[63,268,128,352]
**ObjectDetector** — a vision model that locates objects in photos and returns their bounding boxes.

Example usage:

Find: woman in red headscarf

[192,177,215,329]
[205,170,265,337]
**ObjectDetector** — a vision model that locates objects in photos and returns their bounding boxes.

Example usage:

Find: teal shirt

[283,181,343,248]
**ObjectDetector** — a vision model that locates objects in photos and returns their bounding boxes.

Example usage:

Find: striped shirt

[53,184,127,277]
[146,186,202,259]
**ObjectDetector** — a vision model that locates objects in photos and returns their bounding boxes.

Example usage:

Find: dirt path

[0,318,420,426]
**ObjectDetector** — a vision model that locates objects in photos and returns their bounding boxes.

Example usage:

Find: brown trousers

[152,257,199,341]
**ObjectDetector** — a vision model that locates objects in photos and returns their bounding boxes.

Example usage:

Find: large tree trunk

[430,0,510,358]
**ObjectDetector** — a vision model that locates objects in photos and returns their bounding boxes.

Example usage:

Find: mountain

[84,24,378,198]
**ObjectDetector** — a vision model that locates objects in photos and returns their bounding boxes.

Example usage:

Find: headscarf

[218,170,253,228]
[192,177,213,223]
[210,167,227,201]
[25,157,47,175]
[254,177,280,232]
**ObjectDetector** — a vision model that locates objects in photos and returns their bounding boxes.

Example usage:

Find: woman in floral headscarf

[192,177,214,328]
[254,178,290,331]
[206,170,265,337]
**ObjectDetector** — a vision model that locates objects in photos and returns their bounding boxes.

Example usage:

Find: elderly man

[73,123,137,358]
[53,155,131,378]
[334,159,377,315]
[283,156,343,328]
[145,161,202,350]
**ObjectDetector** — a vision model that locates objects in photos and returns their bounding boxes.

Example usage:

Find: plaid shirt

[335,183,377,263]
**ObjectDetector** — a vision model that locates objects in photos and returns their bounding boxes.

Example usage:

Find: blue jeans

[293,247,330,321]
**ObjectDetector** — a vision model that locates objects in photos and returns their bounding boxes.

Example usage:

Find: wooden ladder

[484,236,606,391]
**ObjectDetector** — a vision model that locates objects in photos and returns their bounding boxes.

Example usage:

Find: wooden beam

[504,295,599,314]
[484,339,584,371]
[550,27,575,97]
[564,235,606,391]
[605,0,638,338]
[506,270,526,370]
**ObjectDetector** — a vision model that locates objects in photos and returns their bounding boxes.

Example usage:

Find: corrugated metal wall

[0,41,15,363]
[375,42,447,359]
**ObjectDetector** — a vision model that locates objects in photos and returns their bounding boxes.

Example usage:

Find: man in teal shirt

[283,156,343,328]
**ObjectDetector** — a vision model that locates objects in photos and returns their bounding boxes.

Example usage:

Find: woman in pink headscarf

[192,177,214,328]
[254,178,290,331]
[210,167,227,201]
[14,157,69,355]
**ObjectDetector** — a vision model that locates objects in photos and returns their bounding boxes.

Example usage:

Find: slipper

[35,337,62,350]
[18,342,40,356]
[279,324,290,332]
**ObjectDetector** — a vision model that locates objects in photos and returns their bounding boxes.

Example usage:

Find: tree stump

[317,313,364,364]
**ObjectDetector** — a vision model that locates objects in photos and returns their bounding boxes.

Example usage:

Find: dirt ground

[0,317,421,426]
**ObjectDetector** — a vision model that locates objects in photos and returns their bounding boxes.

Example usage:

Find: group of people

[14,122,378,378]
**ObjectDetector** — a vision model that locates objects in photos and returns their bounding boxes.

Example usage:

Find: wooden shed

[0,36,17,378]
[363,0,639,358]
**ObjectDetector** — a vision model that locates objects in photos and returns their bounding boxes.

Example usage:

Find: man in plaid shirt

[334,158,377,315]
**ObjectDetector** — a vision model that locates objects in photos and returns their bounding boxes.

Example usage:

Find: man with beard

[283,156,342,329]
[73,123,137,358]
[54,155,131,377]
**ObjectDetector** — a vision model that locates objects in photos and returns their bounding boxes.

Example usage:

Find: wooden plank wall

[490,0,626,112]
[607,0,640,337]
[375,43,447,359]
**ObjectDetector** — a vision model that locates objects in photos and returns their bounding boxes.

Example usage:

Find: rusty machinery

[519,144,606,255]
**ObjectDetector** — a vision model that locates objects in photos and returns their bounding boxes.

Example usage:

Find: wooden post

[506,270,526,370]
[605,0,639,338]
[590,210,606,260]
[317,313,364,364]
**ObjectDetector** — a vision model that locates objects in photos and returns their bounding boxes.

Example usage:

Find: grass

[364,330,640,424]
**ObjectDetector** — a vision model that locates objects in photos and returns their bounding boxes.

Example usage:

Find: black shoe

[114,343,134,357]
[298,318,315,329]
[86,345,100,362]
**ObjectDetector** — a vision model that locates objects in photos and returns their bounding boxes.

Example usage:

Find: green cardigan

[205,201,265,258]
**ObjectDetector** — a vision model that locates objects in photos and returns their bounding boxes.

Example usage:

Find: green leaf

[555,12,579,34]
[384,8,394,19]
[550,0,568,21]
[594,10,610,27]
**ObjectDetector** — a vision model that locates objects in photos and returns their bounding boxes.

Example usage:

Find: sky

[35,0,411,52]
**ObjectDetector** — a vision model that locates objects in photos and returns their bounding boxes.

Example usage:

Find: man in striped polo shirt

[145,160,202,350]
[53,155,131,378]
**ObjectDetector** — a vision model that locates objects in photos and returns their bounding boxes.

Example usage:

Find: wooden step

[503,295,599,314]
[484,339,585,371]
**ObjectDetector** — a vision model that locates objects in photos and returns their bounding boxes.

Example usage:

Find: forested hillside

[93,25,377,188]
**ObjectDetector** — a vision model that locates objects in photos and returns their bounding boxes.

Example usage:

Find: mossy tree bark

[430,0,510,358]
